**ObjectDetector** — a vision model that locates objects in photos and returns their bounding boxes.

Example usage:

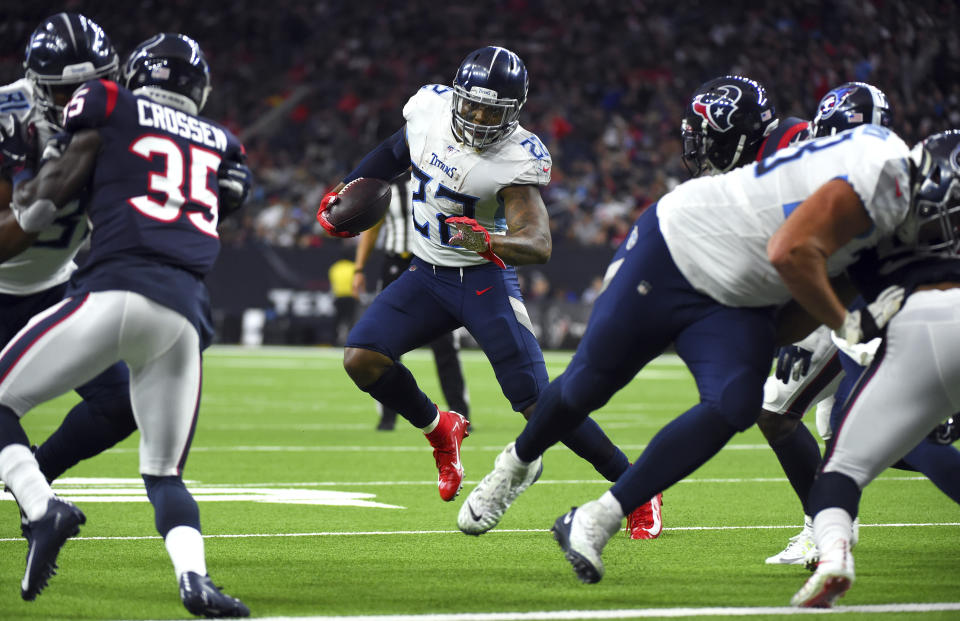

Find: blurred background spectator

[3,1,957,343]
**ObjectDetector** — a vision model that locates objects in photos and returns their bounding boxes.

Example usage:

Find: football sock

[900,438,960,503]
[812,507,854,551]
[0,443,53,521]
[144,475,202,535]
[421,412,440,434]
[598,490,625,520]
[165,525,207,579]
[514,373,630,479]
[610,404,736,512]
[35,400,137,482]
[808,471,861,518]
[769,423,822,514]
[362,362,436,428]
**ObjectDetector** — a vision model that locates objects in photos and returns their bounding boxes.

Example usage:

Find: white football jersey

[403,85,551,267]
[0,79,89,295]
[658,124,912,307]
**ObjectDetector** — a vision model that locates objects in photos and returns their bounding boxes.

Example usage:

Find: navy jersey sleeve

[61,79,122,133]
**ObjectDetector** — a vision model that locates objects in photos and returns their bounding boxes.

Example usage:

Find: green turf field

[1,346,957,620]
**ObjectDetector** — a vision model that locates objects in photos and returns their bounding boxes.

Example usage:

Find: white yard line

[135,602,960,620]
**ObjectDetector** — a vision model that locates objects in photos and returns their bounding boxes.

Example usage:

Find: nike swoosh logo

[563,512,573,525]
[476,287,493,295]
[467,502,483,522]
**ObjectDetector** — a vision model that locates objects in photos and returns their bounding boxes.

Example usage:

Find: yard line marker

[133,601,960,620]
[2,522,957,544]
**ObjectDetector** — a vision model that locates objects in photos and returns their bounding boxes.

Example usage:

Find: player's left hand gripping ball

[446,216,506,268]
[316,177,391,238]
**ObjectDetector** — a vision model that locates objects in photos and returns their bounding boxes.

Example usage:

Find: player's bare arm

[0,178,38,263]
[767,178,872,330]
[490,184,551,265]
[353,217,385,296]
[14,129,100,209]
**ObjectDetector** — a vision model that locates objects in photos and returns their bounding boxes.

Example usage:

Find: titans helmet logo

[818,86,857,120]
[691,85,742,133]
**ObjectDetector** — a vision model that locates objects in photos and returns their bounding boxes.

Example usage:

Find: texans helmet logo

[691,85,742,133]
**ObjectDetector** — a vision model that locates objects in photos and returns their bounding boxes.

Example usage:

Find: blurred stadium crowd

[3,1,959,252]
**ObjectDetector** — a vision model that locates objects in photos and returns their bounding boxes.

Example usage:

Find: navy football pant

[348,257,628,481]
[515,205,777,512]
[0,286,135,480]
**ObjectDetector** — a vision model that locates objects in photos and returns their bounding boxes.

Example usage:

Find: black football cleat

[179,571,250,618]
[21,497,85,601]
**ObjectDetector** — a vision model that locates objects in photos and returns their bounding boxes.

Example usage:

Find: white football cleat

[766,520,815,565]
[552,500,622,584]
[791,538,855,608]
[457,442,542,535]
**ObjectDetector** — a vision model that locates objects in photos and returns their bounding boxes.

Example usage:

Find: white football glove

[833,285,905,345]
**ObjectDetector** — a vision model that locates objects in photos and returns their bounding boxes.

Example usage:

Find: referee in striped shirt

[352,172,471,431]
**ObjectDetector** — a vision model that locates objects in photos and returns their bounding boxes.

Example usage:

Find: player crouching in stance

[788,131,960,607]
[0,34,249,617]
[319,47,634,508]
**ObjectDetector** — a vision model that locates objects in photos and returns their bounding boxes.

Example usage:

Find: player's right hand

[316,190,353,238]
[0,115,36,180]
[774,345,813,383]
[835,285,905,344]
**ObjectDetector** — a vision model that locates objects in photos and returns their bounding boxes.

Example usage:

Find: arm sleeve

[343,127,410,184]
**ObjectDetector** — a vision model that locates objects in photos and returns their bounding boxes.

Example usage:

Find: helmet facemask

[902,137,960,254]
[451,84,521,149]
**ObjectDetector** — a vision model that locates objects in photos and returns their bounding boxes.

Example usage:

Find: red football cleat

[626,493,663,540]
[425,410,469,501]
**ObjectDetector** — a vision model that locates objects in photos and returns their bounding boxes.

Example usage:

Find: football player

[0,13,140,497]
[317,47,635,512]
[0,14,251,496]
[0,33,249,616]
[758,82,960,566]
[789,130,960,606]
[680,74,809,178]
[351,171,471,432]
[459,120,941,585]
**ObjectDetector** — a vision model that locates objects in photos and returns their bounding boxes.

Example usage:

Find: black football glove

[0,115,36,179]
[218,158,253,218]
[929,417,960,445]
[774,345,814,384]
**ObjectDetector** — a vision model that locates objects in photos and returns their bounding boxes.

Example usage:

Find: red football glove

[446,216,506,269]
[316,190,354,238]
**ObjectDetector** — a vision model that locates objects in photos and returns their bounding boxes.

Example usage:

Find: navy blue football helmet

[124,33,211,115]
[24,13,119,122]
[451,46,528,149]
[812,82,892,138]
[905,130,960,253]
[681,75,778,176]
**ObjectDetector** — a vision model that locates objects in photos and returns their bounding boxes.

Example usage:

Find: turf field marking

[2,522,957,544]
[111,603,960,621]
[135,602,960,619]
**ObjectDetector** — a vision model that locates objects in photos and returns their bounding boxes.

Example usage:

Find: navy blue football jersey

[60,79,244,346]
[756,117,810,160]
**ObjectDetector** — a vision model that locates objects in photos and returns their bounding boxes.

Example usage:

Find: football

[324,178,391,236]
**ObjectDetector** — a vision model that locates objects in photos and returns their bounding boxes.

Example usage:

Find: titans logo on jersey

[402,85,551,267]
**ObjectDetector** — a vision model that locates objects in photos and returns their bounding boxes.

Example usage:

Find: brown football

[325,178,392,236]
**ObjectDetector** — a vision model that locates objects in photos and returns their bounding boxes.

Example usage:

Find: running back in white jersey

[658,124,912,307]
[403,84,552,267]
[0,78,89,295]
